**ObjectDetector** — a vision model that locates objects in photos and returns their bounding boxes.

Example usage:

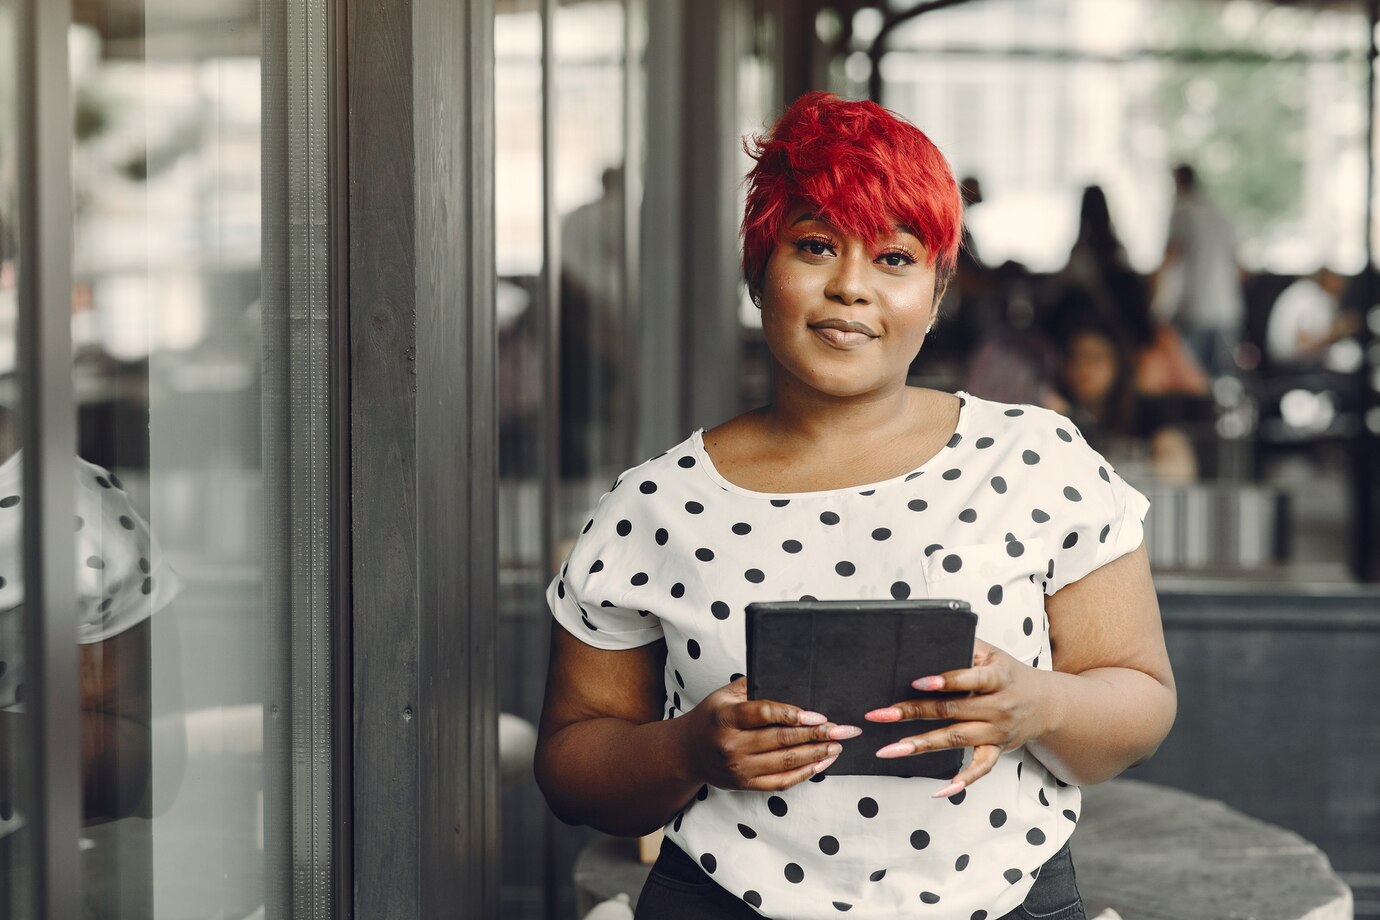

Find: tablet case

[745,599,977,779]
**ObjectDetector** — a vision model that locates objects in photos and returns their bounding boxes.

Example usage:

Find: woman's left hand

[863,639,1053,797]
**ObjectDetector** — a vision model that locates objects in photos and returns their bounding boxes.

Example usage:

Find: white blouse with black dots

[548,393,1150,920]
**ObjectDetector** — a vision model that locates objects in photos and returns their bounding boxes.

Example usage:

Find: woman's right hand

[675,677,860,792]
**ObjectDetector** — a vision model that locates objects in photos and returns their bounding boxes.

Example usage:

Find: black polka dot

[871,527,891,541]
[95,476,112,489]
[925,543,943,557]
[1027,828,1046,845]
[744,891,762,908]
[904,471,923,482]
[1005,408,1024,417]
[0,496,17,510]
[941,554,962,573]
[942,468,961,481]
[1039,788,1049,806]
[768,795,788,817]
[1022,450,1040,465]
[959,508,977,523]
[946,432,963,448]
[869,869,886,882]
[857,797,879,818]
[730,672,744,682]
[988,585,1003,605]
[1047,558,1056,579]
[557,581,566,598]
[908,499,928,512]
[784,863,804,883]
[700,853,717,873]
[672,691,681,709]
[139,557,151,574]
[656,527,669,545]
[738,823,757,839]
[832,901,851,911]
[819,835,840,855]
[695,548,714,562]
[860,489,875,496]
[835,561,855,576]
[1022,617,1034,636]
[712,601,731,619]
[990,808,1008,828]
[1017,762,1024,779]
[1056,428,1073,442]
[1006,541,1025,558]
[800,595,817,602]
[744,569,764,584]
[948,787,967,805]
[86,556,106,570]
[771,499,790,507]
[74,515,84,531]
[1099,524,1111,543]
[630,572,648,586]
[1099,466,1110,482]
[782,539,803,553]
[976,437,995,449]
[972,913,989,920]
[671,582,685,598]
[696,785,709,801]
[640,481,657,494]
[820,511,840,525]
[589,560,604,574]
[1032,508,1050,523]
[581,519,594,534]
[920,891,941,904]
[732,522,752,536]
[685,501,704,514]
[1004,868,1023,884]
[910,829,930,850]
[1063,532,1079,549]
[1063,809,1079,823]
[678,456,696,469]
[616,519,632,536]
[955,853,970,871]
[687,640,701,659]
[673,811,684,831]
[118,515,135,531]
[891,581,911,600]
[990,476,1007,494]
[1063,486,1082,502]
[675,670,685,688]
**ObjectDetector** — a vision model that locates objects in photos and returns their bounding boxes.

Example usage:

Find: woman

[536,93,1175,920]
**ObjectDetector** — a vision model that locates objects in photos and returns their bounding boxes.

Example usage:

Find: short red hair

[741,92,962,300]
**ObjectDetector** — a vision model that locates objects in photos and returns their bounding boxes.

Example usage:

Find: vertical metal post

[623,0,645,463]
[538,3,561,915]
[15,0,82,915]
[1356,0,1379,581]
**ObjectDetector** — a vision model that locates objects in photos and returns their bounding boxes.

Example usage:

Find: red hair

[741,91,962,300]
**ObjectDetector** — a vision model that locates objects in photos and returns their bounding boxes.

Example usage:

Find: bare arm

[535,626,849,837]
[868,543,1176,790]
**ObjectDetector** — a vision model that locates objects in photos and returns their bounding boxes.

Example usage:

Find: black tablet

[745,599,977,779]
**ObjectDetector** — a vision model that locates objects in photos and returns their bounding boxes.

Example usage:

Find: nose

[823,250,871,306]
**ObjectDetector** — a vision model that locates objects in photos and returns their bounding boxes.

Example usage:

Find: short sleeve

[546,489,665,651]
[1042,436,1150,596]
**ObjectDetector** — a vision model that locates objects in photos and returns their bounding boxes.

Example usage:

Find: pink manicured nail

[912,676,944,691]
[875,741,916,758]
[932,780,965,799]
[813,754,839,774]
[829,725,863,740]
[798,710,828,726]
[865,707,902,721]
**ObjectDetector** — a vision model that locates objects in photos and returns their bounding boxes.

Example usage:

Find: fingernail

[826,742,842,757]
[813,754,839,774]
[829,725,863,740]
[912,676,944,691]
[875,741,915,759]
[932,780,965,799]
[865,707,902,721]
[798,711,828,726]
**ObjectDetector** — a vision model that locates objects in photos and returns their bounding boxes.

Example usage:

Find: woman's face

[1063,330,1120,406]
[758,210,939,400]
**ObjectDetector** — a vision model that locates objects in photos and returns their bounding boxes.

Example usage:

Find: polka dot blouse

[547,393,1150,919]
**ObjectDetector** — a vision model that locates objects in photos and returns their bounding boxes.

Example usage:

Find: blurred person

[1056,315,1198,485]
[1154,163,1244,377]
[0,404,183,865]
[1265,269,1358,369]
[537,92,1174,920]
[1061,185,1144,330]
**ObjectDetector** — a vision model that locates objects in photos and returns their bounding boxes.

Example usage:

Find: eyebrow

[790,214,921,240]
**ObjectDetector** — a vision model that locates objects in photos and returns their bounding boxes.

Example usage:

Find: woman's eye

[878,252,913,267]
[800,239,834,256]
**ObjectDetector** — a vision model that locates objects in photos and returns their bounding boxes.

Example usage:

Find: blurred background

[1,0,1378,917]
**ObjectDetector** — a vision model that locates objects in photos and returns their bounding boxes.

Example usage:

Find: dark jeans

[634,838,1086,920]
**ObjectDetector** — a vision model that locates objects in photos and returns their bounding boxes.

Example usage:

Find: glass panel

[64,0,330,916]
[0,0,32,911]
[874,0,1372,583]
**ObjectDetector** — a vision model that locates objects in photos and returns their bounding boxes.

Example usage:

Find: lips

[809,318,878,349]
